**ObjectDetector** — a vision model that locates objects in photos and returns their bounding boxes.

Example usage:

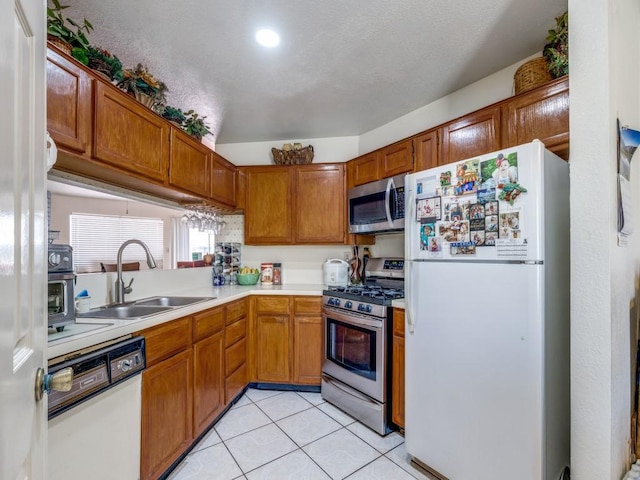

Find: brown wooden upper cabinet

[295,164,345,244]
[439,105,501,165]
[168,127,211,198]
[46,47,92,156]
[244,164,345,245]
[501,76,569,159]
[348,138,414,188]
[379,139,414,177]
[413,130,438,172]
[244,167,295,244]
[210,152,237,208]
[94,81,169,183]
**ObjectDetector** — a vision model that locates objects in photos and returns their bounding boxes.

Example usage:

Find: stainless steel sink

[134,296,215,307]
[77,304,172,320]
[76,296,216,320]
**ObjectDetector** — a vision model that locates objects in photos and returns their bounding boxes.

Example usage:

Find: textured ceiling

[63,0,568,145]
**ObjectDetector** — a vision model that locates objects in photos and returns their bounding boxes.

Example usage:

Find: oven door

[322,306,386,402]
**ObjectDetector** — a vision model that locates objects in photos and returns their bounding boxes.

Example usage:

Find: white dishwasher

[47,336,145,480]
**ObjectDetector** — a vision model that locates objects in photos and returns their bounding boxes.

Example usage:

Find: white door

[0,0,47,479]
[405,261,544,480]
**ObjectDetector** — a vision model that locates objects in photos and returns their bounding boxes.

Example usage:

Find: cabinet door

[295,164,345,244]
[348,151,380,187]
[46,46,92,155]
[141,349,192,480]
[244,167,293,244]
[380,139,414,177]
[413,130,438,172]
[169,128,211,197]
[439,106,501,165]
[293,316,323,385]
[94,81,169,182]
[193,331,224,436]
[293,297,322,385]
[391,308,405,428]
[254,315,291,383]
[211,152,237,207]
[392,335,405,429]
[502,77,569,160]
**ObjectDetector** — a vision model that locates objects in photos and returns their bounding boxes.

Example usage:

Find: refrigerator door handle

[384,177,393,227]
[406,261,415,334]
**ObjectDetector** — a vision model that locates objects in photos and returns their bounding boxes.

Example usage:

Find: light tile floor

[167,388,432,480]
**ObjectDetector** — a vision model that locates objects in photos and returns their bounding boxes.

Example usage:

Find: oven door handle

[322,309,383,330]
[322,375,381,408]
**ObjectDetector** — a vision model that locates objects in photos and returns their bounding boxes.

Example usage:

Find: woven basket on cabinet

[514,57,553,94]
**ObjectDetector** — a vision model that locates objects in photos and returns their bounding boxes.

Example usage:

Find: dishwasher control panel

[47,336,145,419]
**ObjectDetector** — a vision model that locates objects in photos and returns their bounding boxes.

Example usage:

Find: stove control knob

[327,298,335,306]
[48,252,61,268]
[366,305,372,313]
[120,359,132,372]
[357,304,364,312]
[344,301,353,309]
[334,299,341,307]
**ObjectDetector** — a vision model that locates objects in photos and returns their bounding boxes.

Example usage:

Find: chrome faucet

[115,239,157,304]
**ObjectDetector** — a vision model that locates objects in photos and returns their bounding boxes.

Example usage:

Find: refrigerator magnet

[485,215,499,233]
[454,160,480,195]
[472,230,485,246]
[428,236,442,254]
[416,196,441,222]
[440,171,452,186]
[477,187,496,204]
[497,183,528,205]
[450,241,477,255]
[469,203,485,219]
[485,231,498,246]
[470,218,485,231]
[480,152,519,189]
[420,223,436,250]
[484,201,499,216]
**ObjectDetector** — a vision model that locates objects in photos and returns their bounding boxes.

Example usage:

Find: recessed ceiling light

[255,29,280,47]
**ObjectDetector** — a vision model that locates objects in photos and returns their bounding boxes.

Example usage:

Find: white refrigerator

[404,140,569,480]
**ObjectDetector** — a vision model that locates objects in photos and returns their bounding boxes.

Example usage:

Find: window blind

[70,213,164,273]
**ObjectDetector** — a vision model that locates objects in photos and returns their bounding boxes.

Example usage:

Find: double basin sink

[76,296,216,320]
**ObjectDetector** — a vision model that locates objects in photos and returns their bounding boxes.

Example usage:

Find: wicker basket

[47,35,72,55]
[271,145,314,165]
[514,57,553,94]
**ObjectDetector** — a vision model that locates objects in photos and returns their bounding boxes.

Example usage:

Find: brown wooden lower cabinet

[193,331,224,437]
[141,349,193,480]
[293,296,323,385]
[392,308,405,429]
[254,314,291,382]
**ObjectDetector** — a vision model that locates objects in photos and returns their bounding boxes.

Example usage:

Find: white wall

[570,0,640,478]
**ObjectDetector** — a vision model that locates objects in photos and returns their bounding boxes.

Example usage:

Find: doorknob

[34,367,73,401]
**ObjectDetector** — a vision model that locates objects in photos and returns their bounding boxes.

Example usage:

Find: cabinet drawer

[225,338,246,376]
[254,296,290,314]
[225,318,246,347]
[293,296,321,315]
[140,317,191,367]
[225,363,247,404]
[226,298,247,324]
[193,307,225,342]
[393,308,405,337]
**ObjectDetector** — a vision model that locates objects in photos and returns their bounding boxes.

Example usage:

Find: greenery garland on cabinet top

[47,0,93,65]
[543,11,568,78]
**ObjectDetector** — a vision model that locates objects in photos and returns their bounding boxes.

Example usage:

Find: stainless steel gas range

[321,257,404,435]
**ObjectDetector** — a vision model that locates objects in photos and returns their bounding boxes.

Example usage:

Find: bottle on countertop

[260,263,273,285]
[273,263,282,285]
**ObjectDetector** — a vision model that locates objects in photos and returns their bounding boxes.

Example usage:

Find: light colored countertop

[392,299,406,309]
[48,284,324,360]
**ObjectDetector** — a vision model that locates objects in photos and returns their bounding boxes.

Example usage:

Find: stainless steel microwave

[348,174,406,234]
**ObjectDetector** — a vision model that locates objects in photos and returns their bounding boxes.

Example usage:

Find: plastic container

[273,263,282,285]
[260,263,273,285]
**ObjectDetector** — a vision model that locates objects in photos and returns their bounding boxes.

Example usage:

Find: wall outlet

[343,251,351,261]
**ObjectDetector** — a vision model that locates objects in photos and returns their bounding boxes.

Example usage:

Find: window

[188,229,214,260]
[70,213,164,273]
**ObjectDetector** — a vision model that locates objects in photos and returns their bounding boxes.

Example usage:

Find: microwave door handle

[385,177,394,227]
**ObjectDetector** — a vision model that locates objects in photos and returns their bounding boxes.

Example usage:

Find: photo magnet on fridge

[450,241,477,255]
[472,230,485,246]
[416,196,441,223]
[454,159,480,195]
[420,223,436,250]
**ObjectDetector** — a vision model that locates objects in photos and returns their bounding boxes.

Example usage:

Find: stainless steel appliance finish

[48,244,75,332]
[321,257,404,435]
[348,174,406,234]
[48,335,146,419]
